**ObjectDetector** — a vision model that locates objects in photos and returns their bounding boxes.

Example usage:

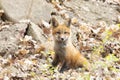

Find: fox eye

[64,32,69,34]
[56,32,60,34]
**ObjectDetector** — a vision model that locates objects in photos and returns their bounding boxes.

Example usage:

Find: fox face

[52,25,70,42]
[51,17,71,43]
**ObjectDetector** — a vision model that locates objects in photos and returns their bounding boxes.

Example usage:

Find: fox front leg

[52,54,60,67]
[59,61,69,73]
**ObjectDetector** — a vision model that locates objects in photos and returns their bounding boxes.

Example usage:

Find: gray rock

[0,23,28,56]
[64,0,119,25]
[27,22,47,43]
[0,0,54,23]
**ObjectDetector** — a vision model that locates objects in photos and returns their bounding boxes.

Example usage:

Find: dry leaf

[0,10,4,17]
[18,49,29,55]
[35,45,45,54]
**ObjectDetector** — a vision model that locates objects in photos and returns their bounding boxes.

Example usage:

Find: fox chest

[54,47,66,56]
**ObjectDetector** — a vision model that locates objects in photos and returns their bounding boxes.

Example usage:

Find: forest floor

[0,0,120,80]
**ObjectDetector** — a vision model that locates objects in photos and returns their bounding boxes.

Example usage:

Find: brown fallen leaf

[55,4,63,11]
[35,45,45,54]
[0,10,4,17]
[112,29,120,39]
[18,49,30,55]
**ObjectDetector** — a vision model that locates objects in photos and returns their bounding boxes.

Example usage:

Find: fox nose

[61,38,64,41]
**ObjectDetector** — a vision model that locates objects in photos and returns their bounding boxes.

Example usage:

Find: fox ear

[65,18,71,27]
[50,17,59,28]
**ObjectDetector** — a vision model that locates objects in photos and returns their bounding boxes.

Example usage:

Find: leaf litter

[0,0,120,80]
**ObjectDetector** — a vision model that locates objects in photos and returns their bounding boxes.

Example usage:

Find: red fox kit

[51,17,90,72]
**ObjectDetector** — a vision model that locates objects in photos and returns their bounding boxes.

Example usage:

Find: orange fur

[51,17,90,72]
